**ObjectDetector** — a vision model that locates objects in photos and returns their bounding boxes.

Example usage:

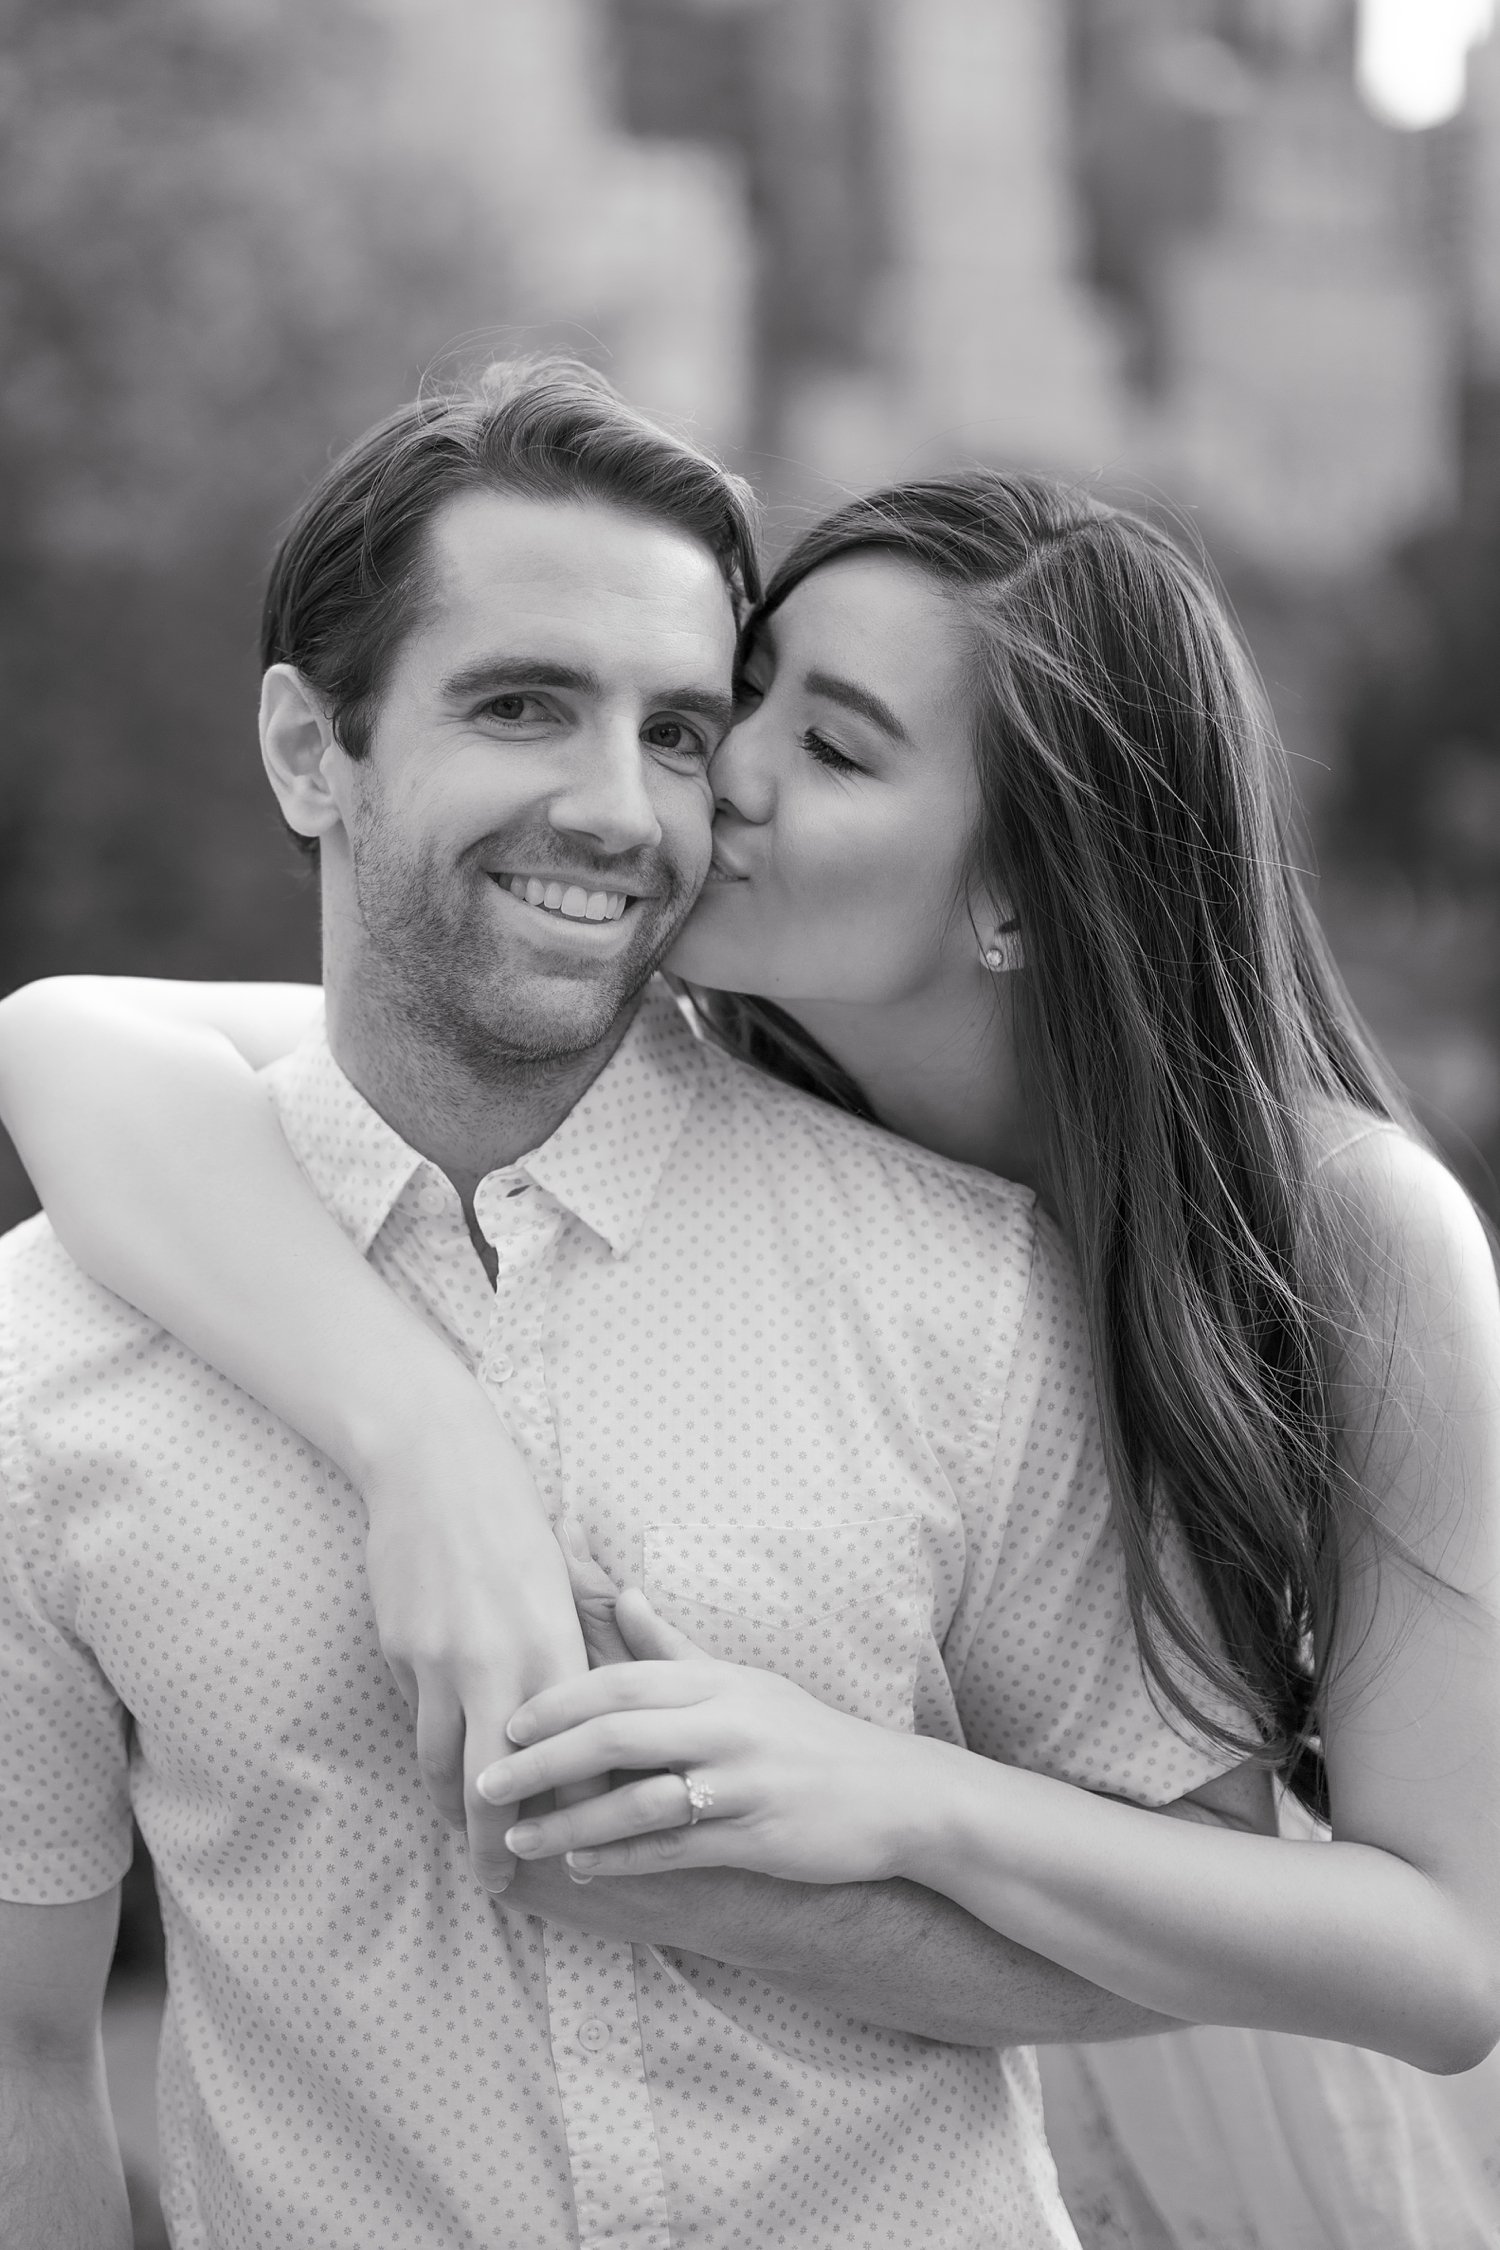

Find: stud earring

[980,921,1024,973]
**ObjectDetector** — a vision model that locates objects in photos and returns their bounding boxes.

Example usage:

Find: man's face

[323,490,737,1068]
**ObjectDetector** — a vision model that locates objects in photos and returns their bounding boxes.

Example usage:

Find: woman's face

[667,552,990,1007]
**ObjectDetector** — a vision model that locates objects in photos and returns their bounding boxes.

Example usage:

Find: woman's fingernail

[505,1715,534,1746]
[505,1823,539,1853]
[477,1764,517,1803]
[566,1850,600,1874]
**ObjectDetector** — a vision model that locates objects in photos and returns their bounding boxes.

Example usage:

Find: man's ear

[260,665,347,842]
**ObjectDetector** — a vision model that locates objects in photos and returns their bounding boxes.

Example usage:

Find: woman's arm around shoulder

[0,974,327,1338]
[0,971,325,1078]
[0,974,591,1881]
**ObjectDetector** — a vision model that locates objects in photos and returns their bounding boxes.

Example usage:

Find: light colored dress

[1041,1950,1500,2250]
[1041,1796,1500,2249]
[1038,1109,1500,2247]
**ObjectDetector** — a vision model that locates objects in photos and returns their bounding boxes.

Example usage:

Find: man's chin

[453,956,658,1070]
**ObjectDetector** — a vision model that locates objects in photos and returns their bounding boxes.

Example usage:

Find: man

[0,360,1258,2248]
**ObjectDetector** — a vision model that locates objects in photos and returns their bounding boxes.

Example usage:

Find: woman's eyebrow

[802,669,912,745]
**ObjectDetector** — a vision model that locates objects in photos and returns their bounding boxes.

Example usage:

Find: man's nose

[546,724,663,857]
[708,707,775,826]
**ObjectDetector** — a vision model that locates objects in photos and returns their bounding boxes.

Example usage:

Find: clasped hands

[475,1588,927,1888]
[357,1397,934,1892]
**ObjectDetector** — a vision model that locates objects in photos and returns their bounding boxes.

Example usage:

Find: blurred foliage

[1329,393,1500,1204]
[1342,401,1500,888]
[0,0,520,1003]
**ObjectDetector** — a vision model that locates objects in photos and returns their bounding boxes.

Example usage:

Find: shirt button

[485,1357,514,1384]
[577,2018,610,2053]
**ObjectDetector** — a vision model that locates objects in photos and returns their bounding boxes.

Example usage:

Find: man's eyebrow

[441,657,603,701]
[802,669,912,745]
[441,657,732,731]
[664,685,735,730]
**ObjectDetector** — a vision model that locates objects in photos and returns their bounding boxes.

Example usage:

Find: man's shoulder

[0,1212,163,1379]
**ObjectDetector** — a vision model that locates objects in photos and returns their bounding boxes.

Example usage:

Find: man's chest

[378,1208,986,1736]
[35,1187,997,1788]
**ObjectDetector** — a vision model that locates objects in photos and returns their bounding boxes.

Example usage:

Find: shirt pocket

[643,1517,931,1732]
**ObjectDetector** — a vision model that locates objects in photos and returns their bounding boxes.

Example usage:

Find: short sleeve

[944,1206,1242,1806]
[0,1462,133,1903]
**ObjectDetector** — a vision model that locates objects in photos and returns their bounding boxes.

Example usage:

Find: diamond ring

[682,1773,715,1826]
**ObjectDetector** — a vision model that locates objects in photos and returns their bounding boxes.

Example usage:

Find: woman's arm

[0,973,327,1076]
[0,976,589,1880]
[479,1132,1500,2072]
[516,1542,1196,2047]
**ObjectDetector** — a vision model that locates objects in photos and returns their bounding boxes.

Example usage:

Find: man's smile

[495,872,632,923]
[483,867,675,949]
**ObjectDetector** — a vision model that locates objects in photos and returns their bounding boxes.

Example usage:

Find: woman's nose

[709,709,775,826]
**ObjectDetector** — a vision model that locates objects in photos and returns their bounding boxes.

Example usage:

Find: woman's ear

[260,665,346,843]
[971,891,1025,974]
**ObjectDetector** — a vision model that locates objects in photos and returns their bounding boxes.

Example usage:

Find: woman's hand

[554,1518,637,1670]
[358,1399,593,1889]
[476,1589,939,1886]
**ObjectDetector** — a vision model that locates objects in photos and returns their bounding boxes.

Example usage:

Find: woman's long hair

[688,471,1413,1815]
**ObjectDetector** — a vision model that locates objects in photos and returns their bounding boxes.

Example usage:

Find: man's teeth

[506,875,628,923]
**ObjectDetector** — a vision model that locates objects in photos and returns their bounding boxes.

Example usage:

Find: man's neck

[325,984,640,1227]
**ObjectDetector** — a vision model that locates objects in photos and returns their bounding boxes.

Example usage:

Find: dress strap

[1309,1119,1404,1177]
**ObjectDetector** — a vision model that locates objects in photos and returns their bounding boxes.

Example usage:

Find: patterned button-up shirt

[0,985,1230,2249]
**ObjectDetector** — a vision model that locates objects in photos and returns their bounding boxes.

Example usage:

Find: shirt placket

[474,1176,672,2250]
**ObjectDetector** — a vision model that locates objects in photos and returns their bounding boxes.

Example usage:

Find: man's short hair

[261,355,761,776]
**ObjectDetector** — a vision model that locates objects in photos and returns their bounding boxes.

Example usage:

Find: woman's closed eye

[800,727,863,777]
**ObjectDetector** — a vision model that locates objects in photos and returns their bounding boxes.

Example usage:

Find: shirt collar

[263,981,708,1261]
[516,982,706,1256]
[263,1022,429,1256]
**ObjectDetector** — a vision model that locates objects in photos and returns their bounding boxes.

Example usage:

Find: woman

[1,470,1497,2247]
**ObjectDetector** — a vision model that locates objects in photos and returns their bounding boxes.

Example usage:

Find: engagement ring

[682,1772,715,1826]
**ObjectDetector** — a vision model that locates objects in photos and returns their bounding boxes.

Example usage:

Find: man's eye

[643,718,704,758]
[481,693,541,723]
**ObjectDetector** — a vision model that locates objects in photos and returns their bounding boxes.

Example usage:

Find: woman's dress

[1037,1113,1500,2249]
[1041,2021,1500,2250]
[1039,1793,1500,2249]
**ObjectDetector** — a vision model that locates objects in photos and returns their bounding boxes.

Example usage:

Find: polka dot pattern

[643,1515,929,1726]
[0,982,1233,2248]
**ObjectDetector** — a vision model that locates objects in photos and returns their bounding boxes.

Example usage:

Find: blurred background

[3,1,1498,2240]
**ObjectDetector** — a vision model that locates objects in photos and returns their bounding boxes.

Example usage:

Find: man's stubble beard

[344,800,699,1088]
